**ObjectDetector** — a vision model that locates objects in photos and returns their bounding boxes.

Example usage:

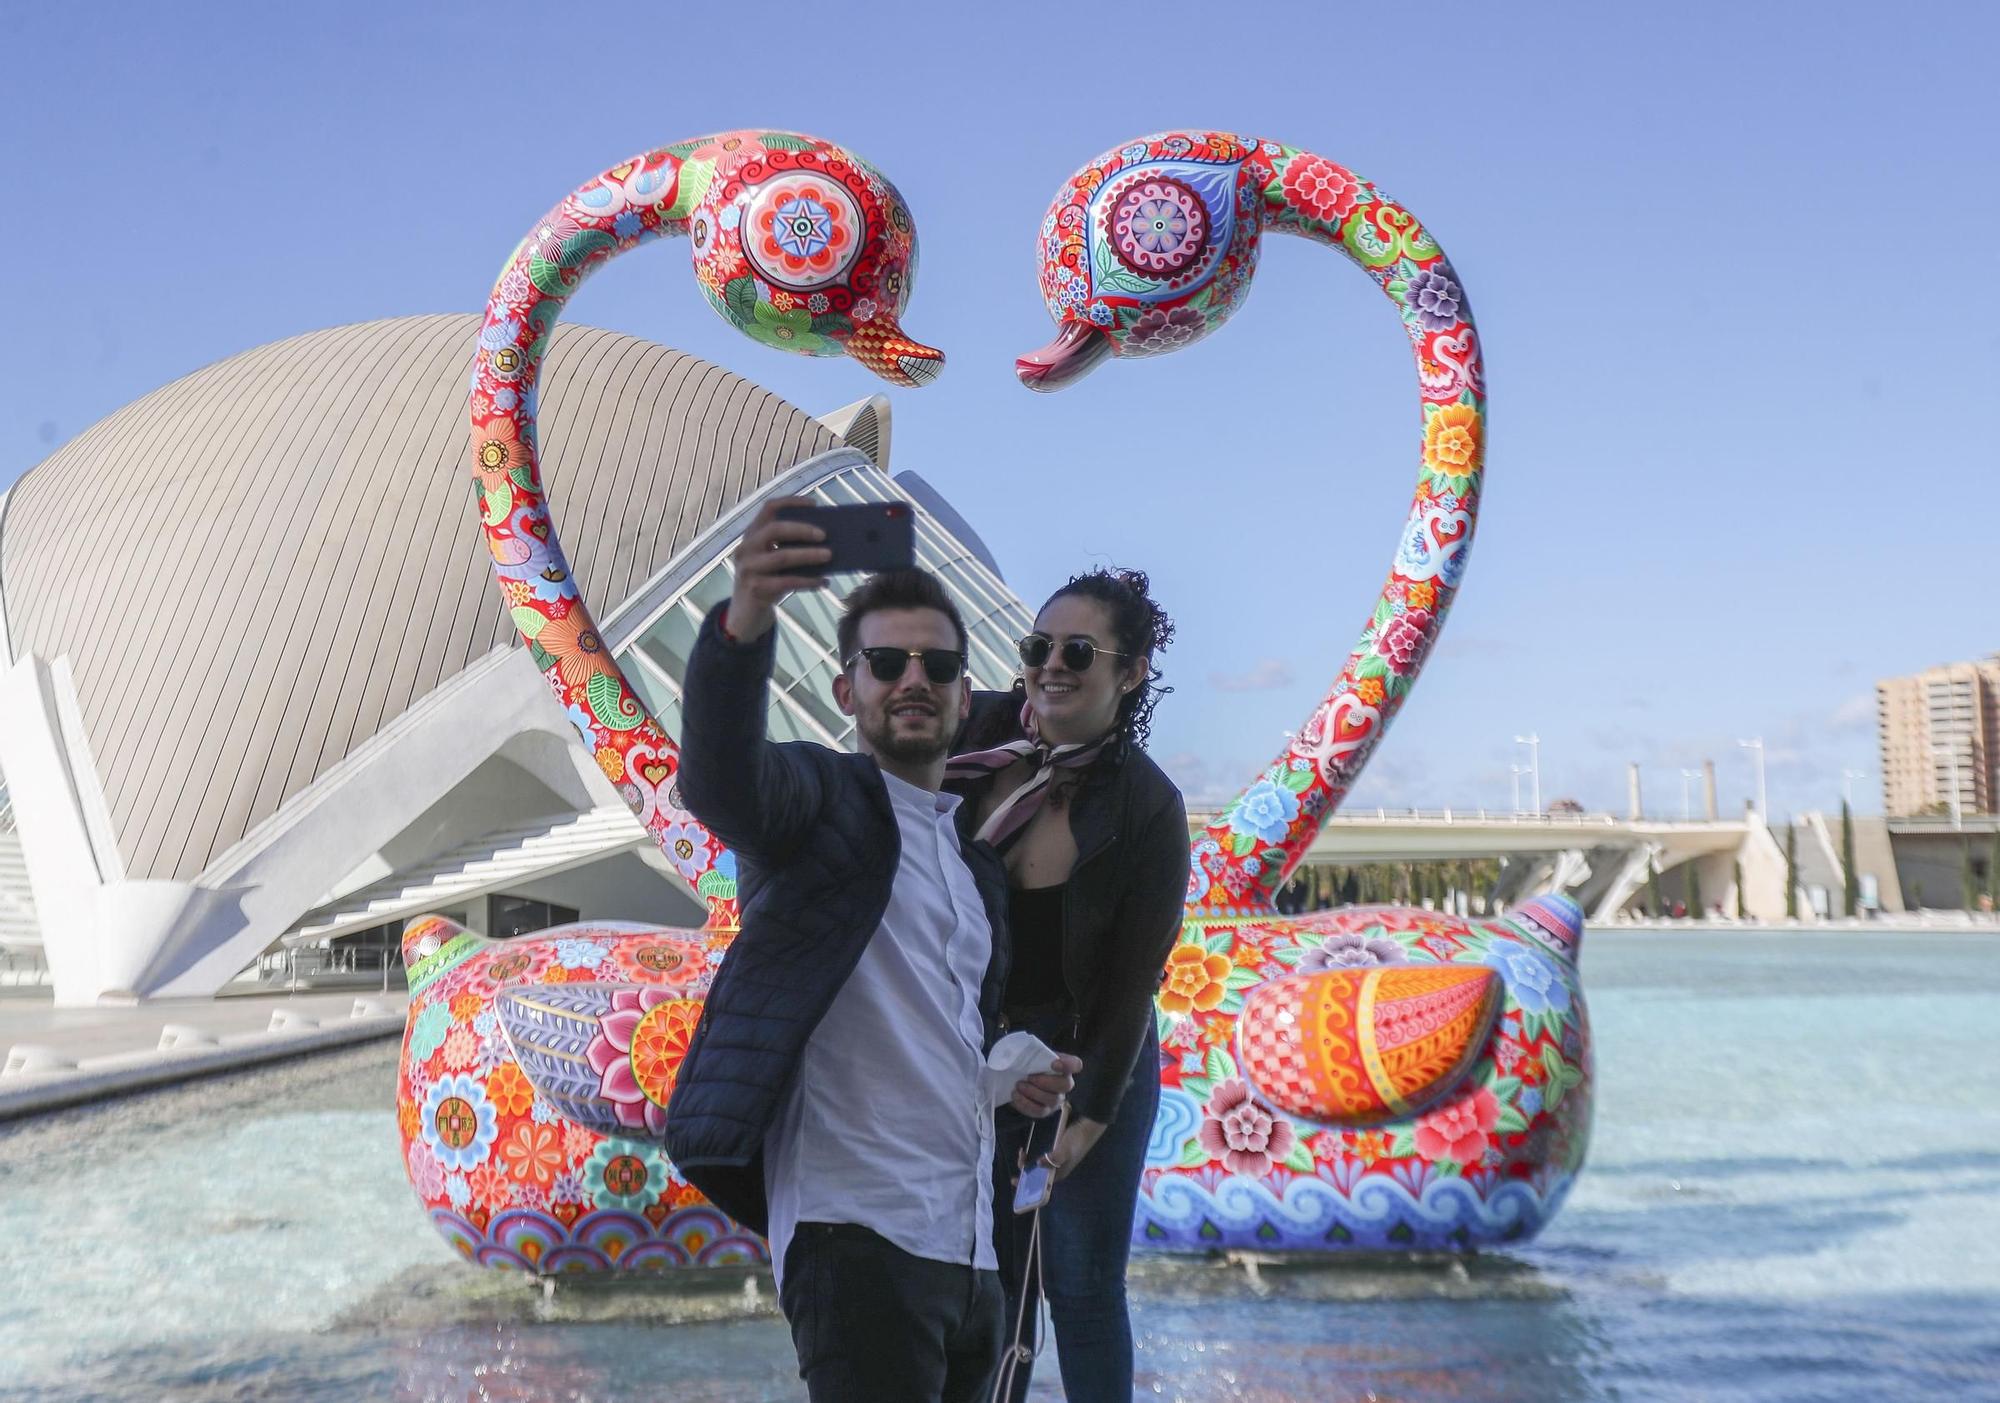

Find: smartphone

[1012,1101,1069,1215]
[775,502,915,575]
[1013,1160,1055,1215]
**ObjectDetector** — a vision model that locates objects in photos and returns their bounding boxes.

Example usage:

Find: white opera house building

[0,315,1030,1005]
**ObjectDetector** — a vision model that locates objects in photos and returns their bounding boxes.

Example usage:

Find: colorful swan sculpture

[1021,130,1590,1252]
[398,132,935,1271]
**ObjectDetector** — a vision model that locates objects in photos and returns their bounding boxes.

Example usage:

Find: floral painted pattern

[1198,1078,1296,1177]
[396,916,764,1274]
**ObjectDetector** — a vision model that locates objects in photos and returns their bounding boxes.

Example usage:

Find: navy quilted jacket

[663,604,1012,1236]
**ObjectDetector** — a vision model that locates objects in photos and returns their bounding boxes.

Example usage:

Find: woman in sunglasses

[945,568,1189,1403]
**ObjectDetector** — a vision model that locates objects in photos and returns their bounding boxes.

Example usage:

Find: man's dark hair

[835,568,969,665]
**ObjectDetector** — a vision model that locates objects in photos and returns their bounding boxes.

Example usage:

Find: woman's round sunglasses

[845,647,969,684]
[1017,633,1131,673]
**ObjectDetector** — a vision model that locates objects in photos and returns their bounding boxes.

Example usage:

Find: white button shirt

[763,769,996,1289]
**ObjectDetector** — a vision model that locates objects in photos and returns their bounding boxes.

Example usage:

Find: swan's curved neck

[1191,144,1485,916]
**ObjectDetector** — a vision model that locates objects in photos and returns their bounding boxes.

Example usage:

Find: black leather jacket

[664,605,1012,1234]
[947,691,1189,1124]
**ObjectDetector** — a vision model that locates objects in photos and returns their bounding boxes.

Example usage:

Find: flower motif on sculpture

[586,989,702,1135]
[1198,1078,1296,1177]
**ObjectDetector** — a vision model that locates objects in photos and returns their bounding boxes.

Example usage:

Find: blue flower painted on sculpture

[583,1137,674,1211]
[1489,944,1570,1015]
[660,822,708,881]
[444,1173,470,1210]
[1402,261,1464,332]
[613,210,642,242]
[409,1003,452,1063]
[479,317,522,350]
[554,939,610,970]
[1519,1086,1544,1116]
[421,1073,498,1173]
[770,194,835,261]
[1228,779,1299,845]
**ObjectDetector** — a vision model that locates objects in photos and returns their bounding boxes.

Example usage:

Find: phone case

[776,502,915,574]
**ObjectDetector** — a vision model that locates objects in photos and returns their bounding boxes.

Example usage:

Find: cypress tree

[1841,800,1859,917]
[1733,860,1746,919]
[1647,859,1663,919]
[1784,823,1799,918]
[1689,863,1705,919]
[1963,842,1978,912]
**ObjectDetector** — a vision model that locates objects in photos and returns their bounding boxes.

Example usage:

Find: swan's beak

[1016,322,1113,393]
[848,318,946,388]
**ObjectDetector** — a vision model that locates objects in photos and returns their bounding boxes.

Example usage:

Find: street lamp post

[1842,768,1868,809]
[1680,768,1701,821]
[1737,737,1767,820]
[1514,733,1541,816]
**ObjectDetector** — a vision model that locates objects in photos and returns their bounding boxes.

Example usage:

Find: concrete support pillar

[1703,760,1719,821]
[1628,764,1644,821]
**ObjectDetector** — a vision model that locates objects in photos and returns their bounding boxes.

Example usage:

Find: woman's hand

[1044,1116,1107,1181]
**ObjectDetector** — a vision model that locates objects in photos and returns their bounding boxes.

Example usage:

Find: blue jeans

[992,1022,1158,1403]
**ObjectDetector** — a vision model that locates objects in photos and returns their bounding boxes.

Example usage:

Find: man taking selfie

[665,498,1080,1403]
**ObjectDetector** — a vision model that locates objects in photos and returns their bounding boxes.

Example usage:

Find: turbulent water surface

[1,928,1996,1402]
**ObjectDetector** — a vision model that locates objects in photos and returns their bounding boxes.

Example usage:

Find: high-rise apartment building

[1877,655,2000,816]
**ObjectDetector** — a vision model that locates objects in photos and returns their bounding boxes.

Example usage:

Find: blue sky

[5,1,1993,820]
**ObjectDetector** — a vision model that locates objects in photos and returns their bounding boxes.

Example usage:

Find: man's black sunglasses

[1017,633,1131,673]
[845,647,969,684]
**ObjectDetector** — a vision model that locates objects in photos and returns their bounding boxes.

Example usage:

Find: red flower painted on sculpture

[1375,609,1435,675]
[1282,155,1362,225]
[1414,1087,1501,1165]
[1198,1078,1296,1178]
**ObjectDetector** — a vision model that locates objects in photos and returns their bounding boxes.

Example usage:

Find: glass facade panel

[784,658,846,735]
[636,604,699,682]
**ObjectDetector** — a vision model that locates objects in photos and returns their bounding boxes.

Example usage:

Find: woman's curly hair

[1042,567,1175,750]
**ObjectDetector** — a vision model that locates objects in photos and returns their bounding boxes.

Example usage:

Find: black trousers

[777,1221,1005,1403]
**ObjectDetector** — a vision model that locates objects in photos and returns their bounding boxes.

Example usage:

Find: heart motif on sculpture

[1301,691,1381,779]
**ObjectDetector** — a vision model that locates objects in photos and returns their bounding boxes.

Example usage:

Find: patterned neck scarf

[946,701,1113,850]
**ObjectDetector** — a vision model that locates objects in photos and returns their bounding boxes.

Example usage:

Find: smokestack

[1703,760,1718,820]
[1628,763,1643,820]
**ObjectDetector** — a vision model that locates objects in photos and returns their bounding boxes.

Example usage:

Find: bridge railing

[1185,806,1743,829]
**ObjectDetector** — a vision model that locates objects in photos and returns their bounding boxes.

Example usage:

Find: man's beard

[858,705,951,767]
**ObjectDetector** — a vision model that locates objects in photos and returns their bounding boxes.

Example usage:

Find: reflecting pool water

[2,929,1996,1401]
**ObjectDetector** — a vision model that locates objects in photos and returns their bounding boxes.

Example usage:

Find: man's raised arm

[674,499,832,861]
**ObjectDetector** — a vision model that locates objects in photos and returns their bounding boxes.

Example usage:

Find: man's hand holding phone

[726,497,833,644]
